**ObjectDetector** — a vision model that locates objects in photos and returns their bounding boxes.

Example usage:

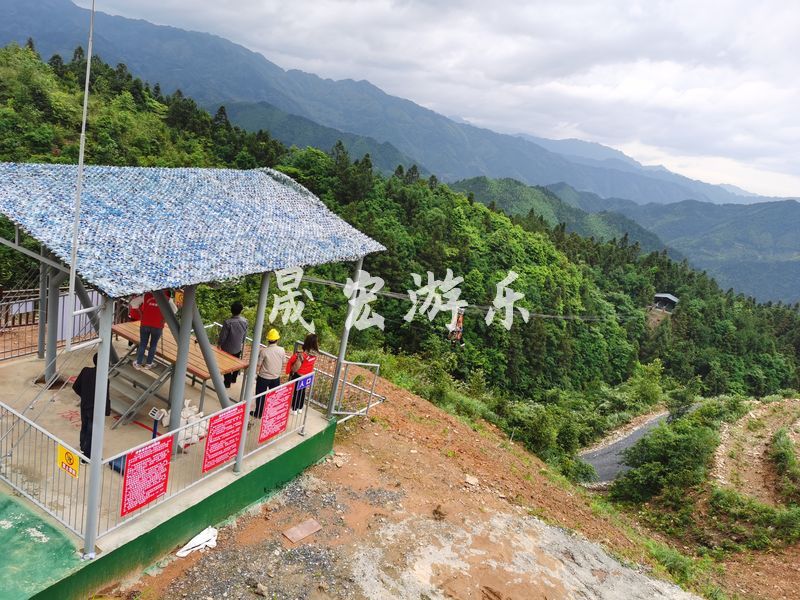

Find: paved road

[580,414,669,482]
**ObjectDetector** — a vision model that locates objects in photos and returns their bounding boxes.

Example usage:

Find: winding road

[580,413,669,482]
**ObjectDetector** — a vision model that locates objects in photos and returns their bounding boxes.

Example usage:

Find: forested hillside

[2,43,799,478]
[451,176,677,257]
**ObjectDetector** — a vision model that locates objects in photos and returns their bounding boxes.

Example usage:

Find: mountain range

[2,0,798,302]
[0,0,787,206]
[546,184,800,303]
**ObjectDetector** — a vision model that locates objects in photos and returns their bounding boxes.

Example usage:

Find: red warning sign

[120,436,173,517]
[202,403,246,473]
[258,383,293,443]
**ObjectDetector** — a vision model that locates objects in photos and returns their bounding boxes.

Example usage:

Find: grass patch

[769,427,800,504]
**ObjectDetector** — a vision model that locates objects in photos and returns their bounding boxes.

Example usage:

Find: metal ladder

[109,353,173,428]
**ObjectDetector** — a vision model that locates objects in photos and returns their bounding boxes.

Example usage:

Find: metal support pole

[75,278,118,363]
[153,289,180,338]
[234,272,270,473]
[37,251,47,359]
[191,305,232,409]
[328,257,363,419]
[45,269,68,382]
[82,295,113,559]
[65,0,96,350]
[168,286,195,436]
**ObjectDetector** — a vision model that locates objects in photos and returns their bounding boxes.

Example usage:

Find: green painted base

[31,419,336,600]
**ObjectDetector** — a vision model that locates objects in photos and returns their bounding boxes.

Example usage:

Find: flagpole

[66,0,96,350]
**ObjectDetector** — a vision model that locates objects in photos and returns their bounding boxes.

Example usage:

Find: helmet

[266,328,280,342]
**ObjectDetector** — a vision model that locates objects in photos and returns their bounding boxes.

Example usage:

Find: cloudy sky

[76,0,800,197]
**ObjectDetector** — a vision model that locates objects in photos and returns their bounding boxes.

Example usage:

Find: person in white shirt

[252,328,285,418]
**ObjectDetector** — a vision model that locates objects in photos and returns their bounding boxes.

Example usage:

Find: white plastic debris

[176,526,218,557]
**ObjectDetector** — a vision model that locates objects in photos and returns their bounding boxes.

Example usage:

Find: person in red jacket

[286,333,318,414]
[131,290,174,370]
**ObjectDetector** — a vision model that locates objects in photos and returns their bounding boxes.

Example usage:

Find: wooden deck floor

[112,321,247,380]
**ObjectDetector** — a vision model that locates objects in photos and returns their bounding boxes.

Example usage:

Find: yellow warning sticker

[58,444,80,479]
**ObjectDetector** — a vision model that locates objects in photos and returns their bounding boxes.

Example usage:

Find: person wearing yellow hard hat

[252,327,286,418]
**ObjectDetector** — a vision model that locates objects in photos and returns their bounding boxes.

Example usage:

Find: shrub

[611,419,718,502]
[770,428,800,504]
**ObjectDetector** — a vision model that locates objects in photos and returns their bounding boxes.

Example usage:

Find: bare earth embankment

[709,398,800,599]
[107,378,696,600]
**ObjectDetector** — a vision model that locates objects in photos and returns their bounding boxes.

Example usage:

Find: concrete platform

[0,347,336,599]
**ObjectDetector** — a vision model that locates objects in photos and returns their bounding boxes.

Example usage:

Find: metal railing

[95,375,315,538]
[203,322,385,420]
[0,402,90,537]
[0,321,385,545]
[0,288,127,361]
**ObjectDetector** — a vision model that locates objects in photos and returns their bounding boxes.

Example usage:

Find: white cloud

[76,0,800,197]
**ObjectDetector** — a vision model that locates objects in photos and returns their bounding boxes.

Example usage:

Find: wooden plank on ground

[282,518,322,543]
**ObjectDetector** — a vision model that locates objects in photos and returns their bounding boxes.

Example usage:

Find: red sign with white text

[120,436,173,517]
[202,403,246,473]
[258,384,293,443]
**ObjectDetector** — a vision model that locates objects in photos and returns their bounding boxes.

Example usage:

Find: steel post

[191,305,232,408]
[75,278,118,363]
[235,272,270,473]
[82,295,113,559]
[37,251,47,358]
[45,269,68,382]
[153,289,180,338]
[168,285,195,436]
[328,257,363,418]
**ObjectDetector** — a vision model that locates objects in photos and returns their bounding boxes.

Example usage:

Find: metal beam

[83,295,112,559]
[328,257,363,418]
[45,269,68,382]
[191,305,232,409]
[0,236,68,272]
[235,271,270,473]
[168,285,195,437]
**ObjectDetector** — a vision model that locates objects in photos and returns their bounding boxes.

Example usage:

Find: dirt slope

[711,399,800,506]
[107,378,696,599]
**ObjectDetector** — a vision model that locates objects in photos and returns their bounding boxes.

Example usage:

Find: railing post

[83,295,113,559]
[37,250,47,359]
[329,257,362,419]
[235,271,270,473]
[45,269,67,382]
[168,285,195,446]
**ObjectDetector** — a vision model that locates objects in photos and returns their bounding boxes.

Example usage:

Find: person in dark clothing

[72,353,111,458]
[218,301,248,388]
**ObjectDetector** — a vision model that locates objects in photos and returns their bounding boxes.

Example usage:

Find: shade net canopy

[0,163,384,297]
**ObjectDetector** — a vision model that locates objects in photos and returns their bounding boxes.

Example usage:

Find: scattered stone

[333,457,345,468]
[464,474,479,486]
[255,582,269,596]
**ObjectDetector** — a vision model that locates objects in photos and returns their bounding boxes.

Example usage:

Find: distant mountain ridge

[547,184,800,303]
[0,0,786,206]
[219,101,427,175]
[450,177,679,258]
